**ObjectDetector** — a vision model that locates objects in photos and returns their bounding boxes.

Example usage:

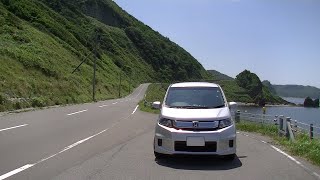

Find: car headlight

[218,118,233,129]
[159,118,174,128]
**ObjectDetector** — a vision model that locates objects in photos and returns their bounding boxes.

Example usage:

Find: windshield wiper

[169,105,211,109]
[211,105,225,108]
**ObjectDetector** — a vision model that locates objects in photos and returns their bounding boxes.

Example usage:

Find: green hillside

[235,70,288,105]
[207,70,234,81]
[0,0,210,111]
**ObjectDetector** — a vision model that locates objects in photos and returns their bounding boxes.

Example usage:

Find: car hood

[161,106,231,121]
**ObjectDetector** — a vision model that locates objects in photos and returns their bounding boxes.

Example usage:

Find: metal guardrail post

[278,115,284,137]
[235,110,240,123]
[274,115,278,125]
[285,117,289,138]
[294,120,298,133]
[286,117,295,141]
[310,124,314,140]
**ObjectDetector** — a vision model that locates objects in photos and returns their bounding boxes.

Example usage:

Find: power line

[71,29,100,102]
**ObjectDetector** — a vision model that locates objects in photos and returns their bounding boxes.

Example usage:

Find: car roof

[170,82,220,88]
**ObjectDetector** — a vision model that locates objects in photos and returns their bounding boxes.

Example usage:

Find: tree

[236,70,263,104]
[314,99,319,108]
[304,97,314,107]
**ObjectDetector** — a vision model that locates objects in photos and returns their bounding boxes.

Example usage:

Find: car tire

[154,151,165,159]
[224,153,236,160]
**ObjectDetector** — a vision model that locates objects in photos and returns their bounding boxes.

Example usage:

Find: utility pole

[128,76,130,93]
[92,55,97,102]
[72,29,99,102]
[118,71,122,98]
[92,30,100,102]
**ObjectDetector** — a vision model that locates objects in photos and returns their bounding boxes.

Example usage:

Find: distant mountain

[236,70,287,105]
[273,85,320,98]
[262,80,277,95]
[207,70,234,81]
[206,70,288,105]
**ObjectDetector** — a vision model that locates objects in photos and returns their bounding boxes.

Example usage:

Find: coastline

[236,102,297,107]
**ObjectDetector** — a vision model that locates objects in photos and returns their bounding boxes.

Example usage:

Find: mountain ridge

[0,0,209,111]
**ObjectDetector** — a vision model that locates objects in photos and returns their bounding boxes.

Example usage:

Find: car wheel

[224,154,236,160]
[154,151,165,159]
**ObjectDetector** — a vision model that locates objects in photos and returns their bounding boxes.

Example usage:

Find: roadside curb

[237,131,320,180]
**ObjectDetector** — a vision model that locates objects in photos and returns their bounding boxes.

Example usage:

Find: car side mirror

[228,102,237,109]
[152,101,161,109]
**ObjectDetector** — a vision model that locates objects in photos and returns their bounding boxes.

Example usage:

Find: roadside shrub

[14,102,22,109]
[0,93,5,105]
[31,97,45,107]
[0,105,6,112]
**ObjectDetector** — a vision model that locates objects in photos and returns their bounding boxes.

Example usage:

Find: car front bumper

[154,123,236,155]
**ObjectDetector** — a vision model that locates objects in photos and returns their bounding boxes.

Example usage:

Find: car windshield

[165,87,225,109]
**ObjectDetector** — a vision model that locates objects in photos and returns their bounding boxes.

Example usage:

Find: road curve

[0,84,319,180]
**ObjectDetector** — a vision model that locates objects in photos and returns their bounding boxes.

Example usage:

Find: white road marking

[0,124,28,132]
[36,128,110,164]
[271,145,302,165]
[98,105,109,108]
[313,172,320,179]
[112,102,118,105]
[132,105,139,114]
[0,164,34,180]
[261,140,267,144]
[0,115,132,179]
[135,85,145,98]
[239,131,320,179]
[67,109,88,116]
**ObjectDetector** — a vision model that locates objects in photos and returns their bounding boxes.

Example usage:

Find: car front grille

[174,121,219,131]
[176,128,219,131]
[174,141,217,152]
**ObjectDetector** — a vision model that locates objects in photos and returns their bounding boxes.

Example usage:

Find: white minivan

[152,82,237,159]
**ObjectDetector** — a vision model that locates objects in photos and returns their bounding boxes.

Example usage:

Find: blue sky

[114,0,320,88]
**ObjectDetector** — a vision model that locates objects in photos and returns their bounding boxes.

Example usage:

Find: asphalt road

[0,84,319,180]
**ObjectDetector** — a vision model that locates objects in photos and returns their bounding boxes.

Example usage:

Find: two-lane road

[0,84,319,180]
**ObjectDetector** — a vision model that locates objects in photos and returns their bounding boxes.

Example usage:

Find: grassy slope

[139,83,169,114]
[0,0,209,111]
[208,70,234,81]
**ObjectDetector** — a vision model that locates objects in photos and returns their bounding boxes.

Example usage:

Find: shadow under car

[155,154,243,171]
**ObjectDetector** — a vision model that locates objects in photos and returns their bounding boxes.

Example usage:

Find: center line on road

[67,109,88,116]
[0,114,131,180]
[132,105,139,114]
[0,164,34,180]
[112,102,118,105]
[98,105,109,108]
[0,124,28,132]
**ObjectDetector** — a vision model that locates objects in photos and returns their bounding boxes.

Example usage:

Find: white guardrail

[233,110,320,141]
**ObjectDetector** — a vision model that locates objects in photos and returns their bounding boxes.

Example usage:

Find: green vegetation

[217,80,253,103]
[139,83,169,114]
[207,70,233,81]
[207,70,287,105]
[237,121,320,166]
[304,97,319,108]
[262,80,277,95]
[0,0,210,111]
[272,84,320,99]
[235,70,287,105]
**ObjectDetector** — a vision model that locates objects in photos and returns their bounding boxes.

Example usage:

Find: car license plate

[187,137,205,146]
